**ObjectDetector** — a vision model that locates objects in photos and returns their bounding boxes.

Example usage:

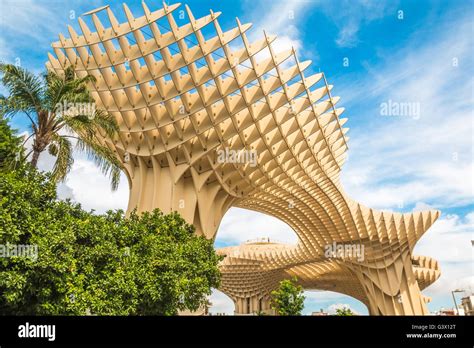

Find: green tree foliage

[0,64,122,189]
[335,307,355,316]
[0,164,222,315]
[270,277,305,316]
[0,117,24,170]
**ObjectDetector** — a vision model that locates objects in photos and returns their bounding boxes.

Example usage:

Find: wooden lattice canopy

[48,2,441,315]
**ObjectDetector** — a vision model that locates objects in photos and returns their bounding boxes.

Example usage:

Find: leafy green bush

[0,117,24,170]
[0,165,222,315]
[270,277,305,316]
[335,307,355,316]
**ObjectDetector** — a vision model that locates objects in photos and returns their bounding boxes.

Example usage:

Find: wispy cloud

[332,8,474,311]
[320,0,399,48]
[415,212,474,298]
[240,0,316,59]
[0,0,103,64]
[0,0,60,42]
[339,11,473,211]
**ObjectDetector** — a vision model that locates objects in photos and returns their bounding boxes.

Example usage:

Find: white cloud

[209,289,368,315]
[304,290,352,301]
[208,289,235,314]
[0,0,61,42]
[412,202,435,212]
[56,181,75,200]
[216,207,298,246]
[24,132,129,213]
[331,11,474,309]
[0,0,104,65]
[335,21,360,48]
[60,158,129,213]
[240,0,313,59]
[339,12,473,211]
[417,212,474,264]
[303,290,368,315]
[415,212,474,297]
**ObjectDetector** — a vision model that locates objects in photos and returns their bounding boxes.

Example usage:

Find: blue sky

[0,0,472,315]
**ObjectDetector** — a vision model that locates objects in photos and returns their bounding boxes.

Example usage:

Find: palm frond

[44,72,68,111]
[63,65,96,85]
[61,108,119,143]
[44,67,94,112]
[0,95,30,117]
[62,106,121,191]
[88,109,119,139]
[1,63,121,189]
[0,64,43,114]
[61,114,96,139]
[49,134,74,182]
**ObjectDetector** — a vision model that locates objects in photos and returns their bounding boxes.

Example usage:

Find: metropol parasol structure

[47,1,441,315]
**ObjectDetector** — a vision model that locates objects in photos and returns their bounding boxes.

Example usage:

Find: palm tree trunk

[30,147,41,168]
[31,136,47,168]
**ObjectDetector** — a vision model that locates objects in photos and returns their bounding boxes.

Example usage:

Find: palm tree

[0,63,122,189]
